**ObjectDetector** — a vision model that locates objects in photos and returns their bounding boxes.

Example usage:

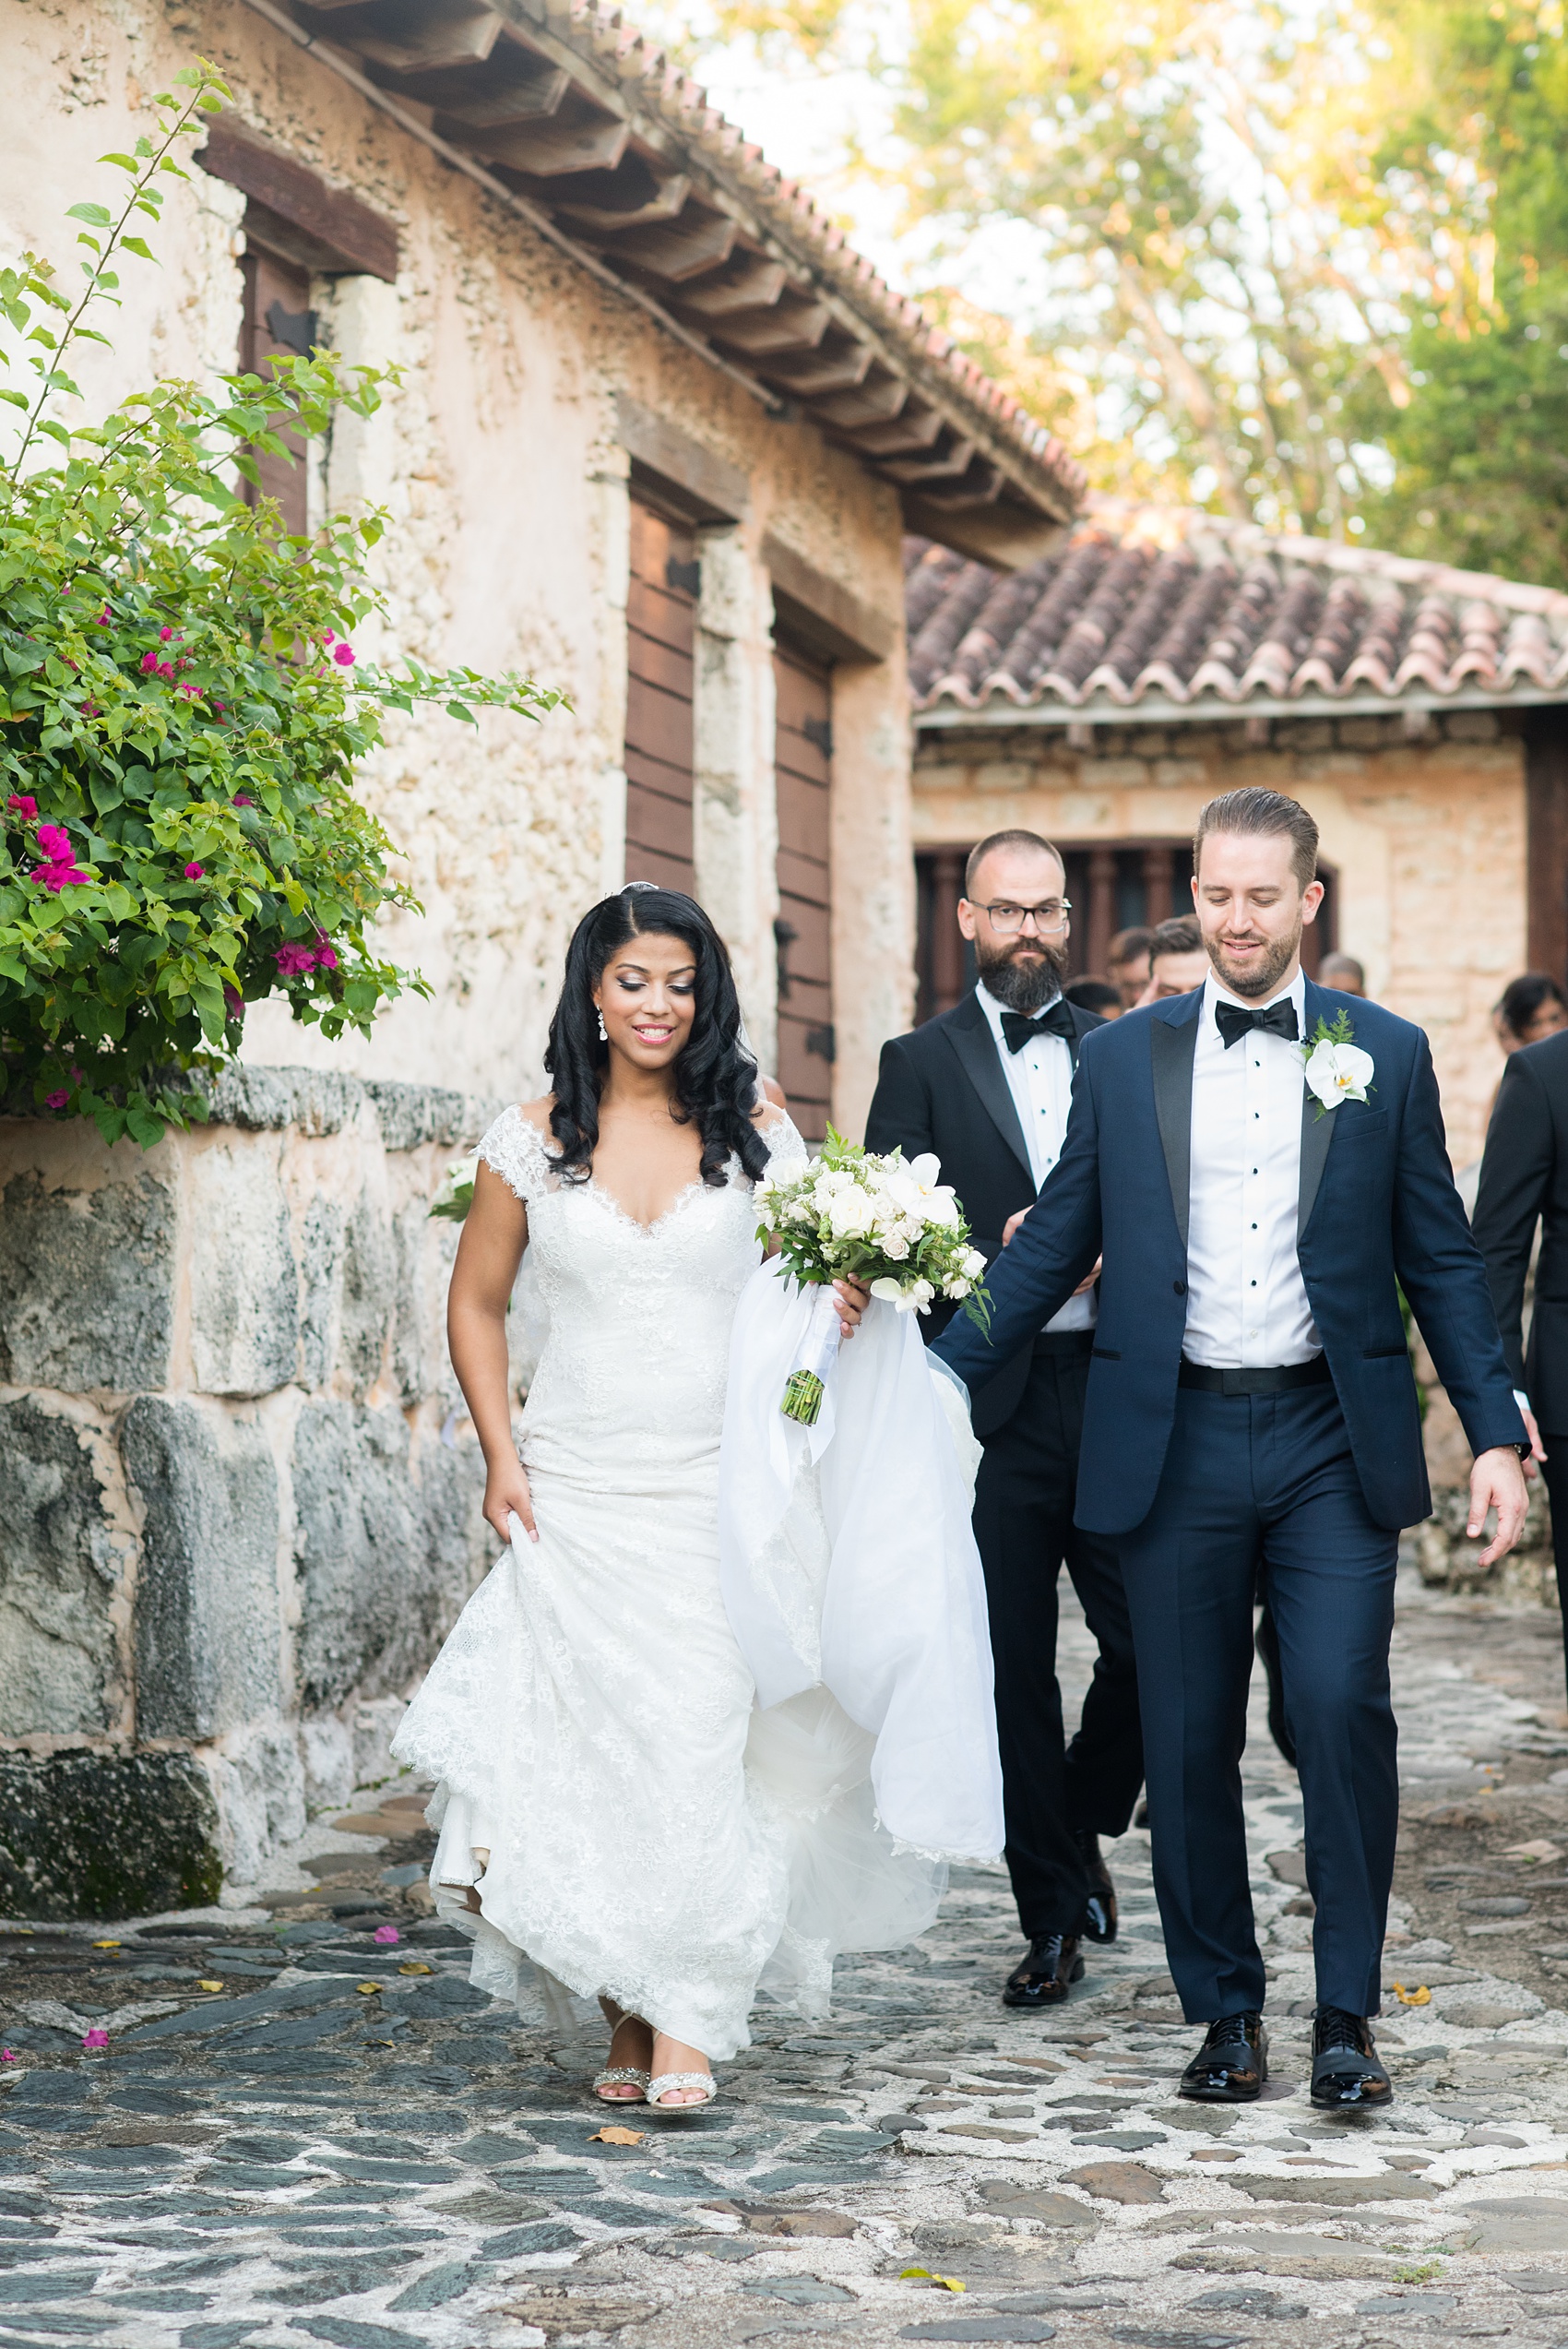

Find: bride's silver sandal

[647,2070,718,2112]
[592,2066,650,2104]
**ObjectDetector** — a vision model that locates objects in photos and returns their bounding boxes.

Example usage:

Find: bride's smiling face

[595,931,698,1070]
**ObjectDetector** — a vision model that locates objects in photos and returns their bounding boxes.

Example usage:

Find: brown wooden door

[239,247,314,534]
[774,639,834,1142]
[624,501,696,893]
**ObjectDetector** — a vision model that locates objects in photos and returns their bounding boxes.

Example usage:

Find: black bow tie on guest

[1001,999,1077,1055]
[1215,997,1300,1050]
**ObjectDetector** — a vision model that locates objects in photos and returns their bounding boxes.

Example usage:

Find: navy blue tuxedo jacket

[932,979,1525,1536]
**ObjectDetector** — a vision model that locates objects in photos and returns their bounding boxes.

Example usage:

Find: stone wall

[912,709,1526,1169]
[0,1073,504,1918]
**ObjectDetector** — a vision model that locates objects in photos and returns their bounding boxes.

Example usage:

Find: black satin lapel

[941,1005,1033,1186]
[1150,1011,1197,1253]
[1298,982,1336,1232]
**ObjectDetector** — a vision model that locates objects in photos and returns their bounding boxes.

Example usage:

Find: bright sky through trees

[653,0,1568,583]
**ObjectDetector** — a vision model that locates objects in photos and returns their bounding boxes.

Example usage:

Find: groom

[932,787,1528,2109]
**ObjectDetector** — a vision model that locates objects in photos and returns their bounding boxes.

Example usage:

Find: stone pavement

[5,1568,1568,2349]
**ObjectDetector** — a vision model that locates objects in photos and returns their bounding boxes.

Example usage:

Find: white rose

[962,1246,986,1279]
[1304,1038,1374,1112]
[883,1232,909,1261]
[827,1186,875,1239]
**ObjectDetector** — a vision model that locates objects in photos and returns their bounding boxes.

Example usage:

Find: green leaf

[65,202,113,227]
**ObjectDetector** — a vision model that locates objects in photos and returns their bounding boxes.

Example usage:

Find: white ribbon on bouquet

[719,1259,1004,1865]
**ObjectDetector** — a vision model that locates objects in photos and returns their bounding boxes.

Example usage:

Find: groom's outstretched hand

[1467,1446,1531,1568]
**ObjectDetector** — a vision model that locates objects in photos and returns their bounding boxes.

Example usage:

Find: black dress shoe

[1311,2008,1392,2108]
[1003,1934,1085,2008]
[1075,1829,1118,1944]
[1179,2012,1268,2102]
[1254,1601,1298,1770]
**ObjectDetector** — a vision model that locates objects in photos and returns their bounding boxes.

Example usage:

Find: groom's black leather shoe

[1075,1829,1118,1944]
[1179,2012,1268,2102]
[1003,1934,1085,2007]
[1311,2009,1392,2109]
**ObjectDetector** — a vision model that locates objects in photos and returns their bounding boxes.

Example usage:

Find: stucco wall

[0,0,915,1130]
[911,709,1526,1170]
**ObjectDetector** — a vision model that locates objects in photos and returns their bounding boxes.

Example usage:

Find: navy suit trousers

[1117,1382,1399,2021]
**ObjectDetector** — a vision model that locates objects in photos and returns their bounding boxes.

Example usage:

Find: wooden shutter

[239,247,314,536]
[624,501,697,892]
[773,639,834,1143]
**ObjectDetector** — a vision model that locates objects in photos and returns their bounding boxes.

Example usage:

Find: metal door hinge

[665,554,701,596]
[802,714,833,758]
[773,916,799,999]
[805,1023,836,1063]
[266,299,317,356]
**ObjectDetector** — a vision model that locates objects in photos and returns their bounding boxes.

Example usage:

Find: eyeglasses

[973,899,1072,936]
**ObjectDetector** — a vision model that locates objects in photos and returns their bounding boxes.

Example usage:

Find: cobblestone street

[5,1567,1568,2349]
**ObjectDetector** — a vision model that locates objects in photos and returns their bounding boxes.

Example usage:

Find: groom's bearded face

[1194,828,1313,999]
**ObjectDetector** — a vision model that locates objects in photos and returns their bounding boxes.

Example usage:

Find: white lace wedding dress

[391,1103,944,2060]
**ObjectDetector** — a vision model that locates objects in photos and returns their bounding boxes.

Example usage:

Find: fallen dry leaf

[355,1982,383,1997]
[398,1961,434,1975]
[1504,1839,1564,1864]
[1392,1982,1431,2006]
[900,2267,966,2293]
[196,1980,224,1994]
[588,2124,645,2146]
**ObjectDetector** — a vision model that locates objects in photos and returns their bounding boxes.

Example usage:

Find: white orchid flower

[1304,1038,1374,1112]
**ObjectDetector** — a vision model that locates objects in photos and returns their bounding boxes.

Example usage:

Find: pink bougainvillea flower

[232,792,252,806]
[7,794,37,817]
[275,943,317,978]
[44,1090,67,1110]
[159,626,172,641]
[223,986,244,1019]
[139,650,159,674]
[184,862,205,880]
[0,2048,15,2062]
[81,2029,109,2051]
[333,642,355,666]
[32,866,89,891]
[373,1926,399,1945]
[314,940,339,972]
[320,629,335,645]
[80,703,100,719]
[36,825,73,863]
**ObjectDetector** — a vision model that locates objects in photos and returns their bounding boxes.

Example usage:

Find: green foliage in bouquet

[756,1125,992,1332]
[0,62,564,1146]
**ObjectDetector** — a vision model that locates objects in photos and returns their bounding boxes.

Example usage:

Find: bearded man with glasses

[866,828,1144,2009]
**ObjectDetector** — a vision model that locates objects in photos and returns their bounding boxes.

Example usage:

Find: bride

[393,882,893,2111]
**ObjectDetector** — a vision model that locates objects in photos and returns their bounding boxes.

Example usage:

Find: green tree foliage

[1353,0,1568,581]
[688,0,1568,578]
[0,64,564,1146]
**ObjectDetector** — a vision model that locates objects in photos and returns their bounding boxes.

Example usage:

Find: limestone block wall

[0,1073,500,1919]
[912,709,1527,1170]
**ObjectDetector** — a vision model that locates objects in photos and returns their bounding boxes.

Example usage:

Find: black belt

[1033,1329,1095,1357]
[1179,1355,1332,1397]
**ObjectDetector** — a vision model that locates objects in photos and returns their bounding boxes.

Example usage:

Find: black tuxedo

[864,987,1143,1940]
[1473,1030,1568,1689]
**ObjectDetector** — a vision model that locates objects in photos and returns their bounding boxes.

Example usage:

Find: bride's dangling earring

[596,1007,608,1043]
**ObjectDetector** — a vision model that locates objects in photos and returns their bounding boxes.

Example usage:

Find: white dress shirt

[1182,966,1321,1368]
[974,980,1095,1334]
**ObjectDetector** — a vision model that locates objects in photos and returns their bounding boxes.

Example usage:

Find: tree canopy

[685,0,1568,581]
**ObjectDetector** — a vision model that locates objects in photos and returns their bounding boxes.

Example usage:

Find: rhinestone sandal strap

[647,2071,716,2105]
[593,2067,650,2090]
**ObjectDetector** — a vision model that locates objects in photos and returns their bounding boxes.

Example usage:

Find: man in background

[866,829,1143,2009]
[1065,978,1123,1019]
[1140,915,1208,1001]
[1108,926,1154,1009]
[1319,952,1366,996]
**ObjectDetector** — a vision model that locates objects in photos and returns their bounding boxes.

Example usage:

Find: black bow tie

[1001,999,1076,1055]
[1215,997,1300,1050]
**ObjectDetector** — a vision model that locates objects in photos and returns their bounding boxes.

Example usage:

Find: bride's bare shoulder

[514,1095,557,1133]
[749,1074,787,1125]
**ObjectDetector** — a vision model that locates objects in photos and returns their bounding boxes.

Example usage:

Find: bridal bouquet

[754,1129,990,1425]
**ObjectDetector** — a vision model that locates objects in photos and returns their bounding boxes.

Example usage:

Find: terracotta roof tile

[909,501,1568,720]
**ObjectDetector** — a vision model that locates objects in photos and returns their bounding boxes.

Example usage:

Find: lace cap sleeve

[758,1107,811,1181]
[477,1105,558,1206]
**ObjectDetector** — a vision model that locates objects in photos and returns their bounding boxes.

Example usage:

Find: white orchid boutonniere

[1301,1007,1374,1120]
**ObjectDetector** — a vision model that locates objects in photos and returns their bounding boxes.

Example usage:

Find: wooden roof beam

[471,113,630,174]
[714,299,829,355]
[675,257,788,316]
[594,209,737,280]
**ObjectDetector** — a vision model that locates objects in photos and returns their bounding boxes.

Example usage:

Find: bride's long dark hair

[543,884,771,1188]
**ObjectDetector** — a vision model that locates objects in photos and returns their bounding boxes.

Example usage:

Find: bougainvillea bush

[0,63,563,1144]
